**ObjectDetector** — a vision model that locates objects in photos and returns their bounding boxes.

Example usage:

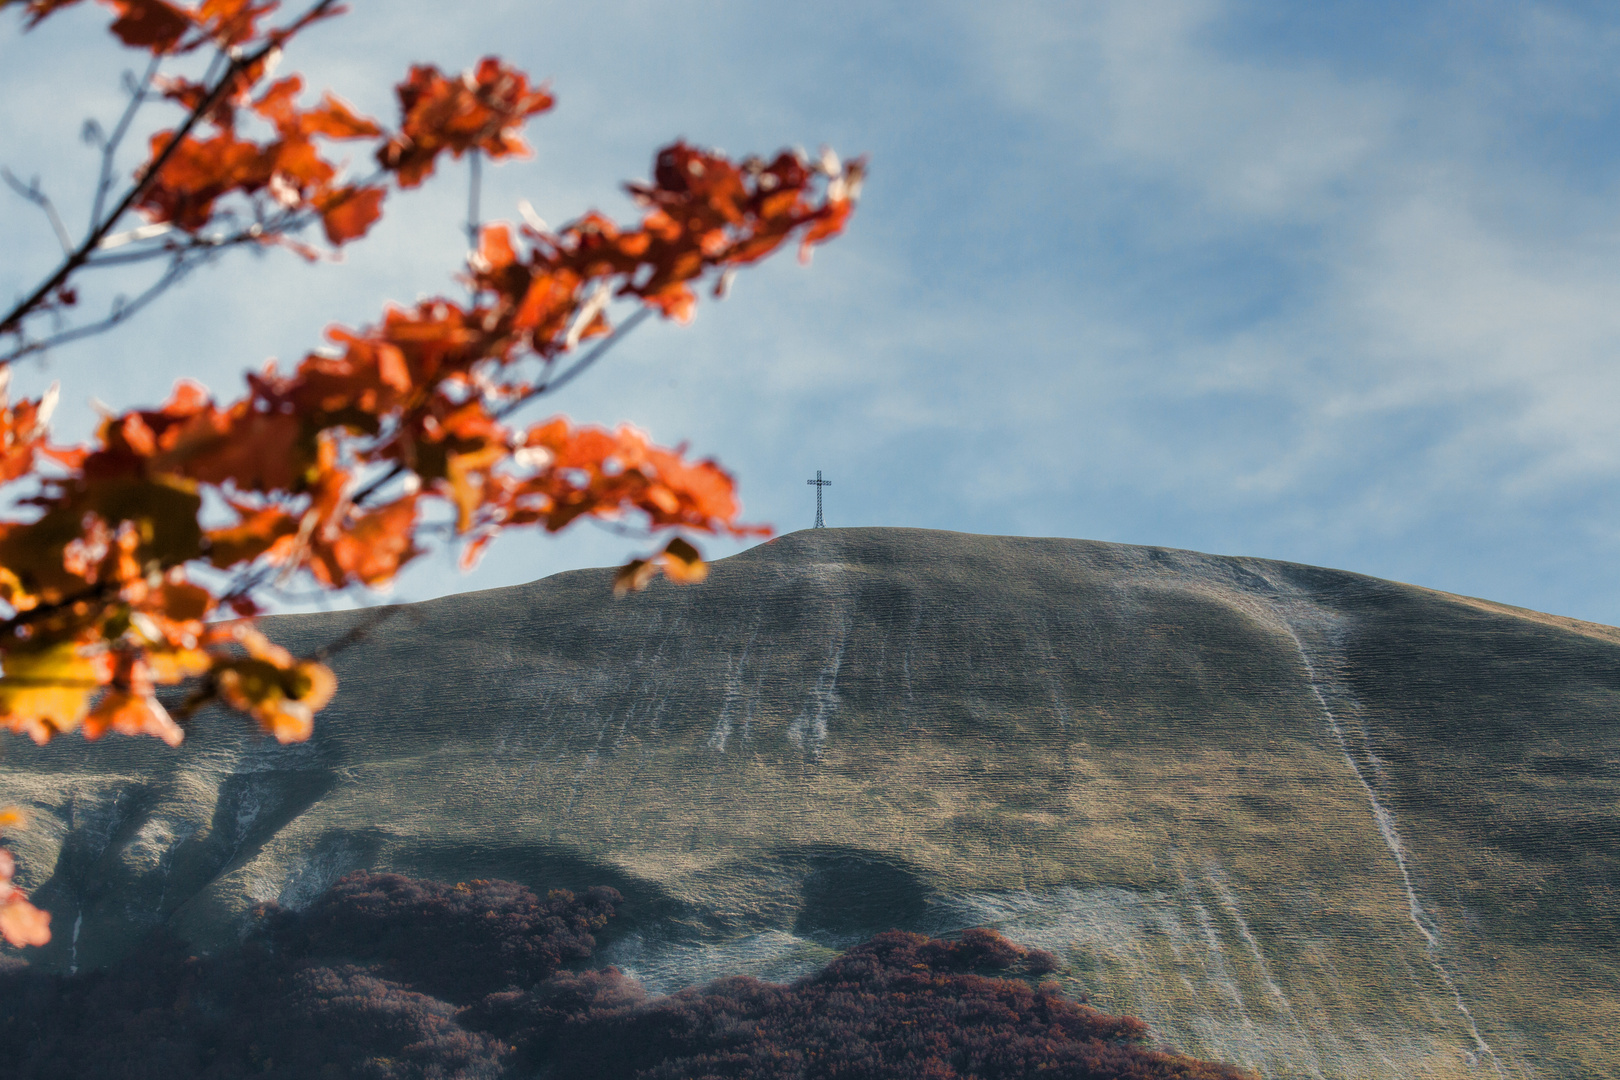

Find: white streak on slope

[788,623,848,759]
[1271,598,1505,1077]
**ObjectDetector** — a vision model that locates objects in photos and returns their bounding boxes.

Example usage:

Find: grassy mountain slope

[2,528,1615,1078]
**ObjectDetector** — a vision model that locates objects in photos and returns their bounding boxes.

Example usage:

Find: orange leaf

[377,58,554,188]
[159,575,213,622]
[319,185,386,245]
[0,892,51,948]
[659,536,708,583]
[252,75,304,130]
[83,690,184,746]
[309,494,420,588]
[214,655,335,742]
[170,408,304,491]
[205,503,300,568]
[0,639,110,744]
[303,93,382,139]
[376,342,412,392]
[196,0,274,47]
[613,558,657,596]
[479,222,517,271]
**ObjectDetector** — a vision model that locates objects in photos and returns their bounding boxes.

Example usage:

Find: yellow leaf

[0,640,106,744]
[659,536,708,584]
[0,564,36,612]
[613,558,657,596]
[146,646,212,683]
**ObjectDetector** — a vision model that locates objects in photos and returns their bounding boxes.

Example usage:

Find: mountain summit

[3,528,1615,1078]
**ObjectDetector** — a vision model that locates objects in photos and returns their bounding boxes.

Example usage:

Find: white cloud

[959,0,1399,222]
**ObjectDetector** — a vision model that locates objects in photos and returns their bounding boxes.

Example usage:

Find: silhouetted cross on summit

[807,470,831,528]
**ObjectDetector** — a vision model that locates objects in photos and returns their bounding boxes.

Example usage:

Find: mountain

[1,528,1615,1079]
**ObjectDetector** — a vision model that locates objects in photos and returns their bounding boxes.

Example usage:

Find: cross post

[806,470,831,528]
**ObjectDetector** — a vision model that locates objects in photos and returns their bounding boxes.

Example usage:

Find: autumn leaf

[215,654,336,742]
[84,689,184,745]
[107,0,194,53]
[612,558,656,596]
[0,639,110,744]
[302,93,384,139]
[195,0,276,47]
[0,892,51,947]
[658,536,708,583]
[0,845,50,948]
[318,185,386,245]
[478,222,518,271]
[204,503,301,568]
[138,127,269,231]
[378,58,554,188]
[307,494,422,589]
[0,373,60,484]
[0,812,47,948]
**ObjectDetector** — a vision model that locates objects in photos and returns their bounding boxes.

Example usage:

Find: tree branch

[496,304,654,418]
[1,169,73,254]
[465,150,482,250]
[0,0,343,347]
[91,56,163,232]
[346,305,656,510]
[1,254,200,364]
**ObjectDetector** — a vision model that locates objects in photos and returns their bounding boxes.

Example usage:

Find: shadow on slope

[0,872,1253,1080]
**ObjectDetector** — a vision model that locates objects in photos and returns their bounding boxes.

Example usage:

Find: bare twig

[92,56,162,232]
[0,0,343,346]
[465,150,482,250]
[2,166,392,364]
[305,604,412,663]
[2,253,200,363]
[350,462,407,508]
[496,304,654,417]
[1,169,74,254]
[588,516,656,540]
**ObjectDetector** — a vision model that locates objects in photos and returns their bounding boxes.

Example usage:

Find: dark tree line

[0,872,1254,1079]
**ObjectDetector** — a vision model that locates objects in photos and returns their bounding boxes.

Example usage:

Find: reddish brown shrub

[0,879,1256,1080]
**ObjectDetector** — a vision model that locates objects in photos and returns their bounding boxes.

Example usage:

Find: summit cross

[807,470,832,528]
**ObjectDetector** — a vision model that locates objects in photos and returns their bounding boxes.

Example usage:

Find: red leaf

[107,0,194,53]
[377,58,554,188]
[319,185,386,245]
[302,92,382,139]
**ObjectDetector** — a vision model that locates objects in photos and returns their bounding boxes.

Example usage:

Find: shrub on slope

[270,873,620,1003]
[479,927,1250,1079]
[0,874,1253,1080]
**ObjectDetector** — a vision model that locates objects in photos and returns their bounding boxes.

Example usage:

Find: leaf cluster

[0,0,865,944]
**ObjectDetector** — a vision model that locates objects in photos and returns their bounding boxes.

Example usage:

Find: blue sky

[5,0,1620,622]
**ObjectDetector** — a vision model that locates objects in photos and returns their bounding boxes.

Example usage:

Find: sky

[4,0,1620,623]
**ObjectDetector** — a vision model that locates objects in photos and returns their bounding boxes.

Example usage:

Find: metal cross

[806,469,831,528]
